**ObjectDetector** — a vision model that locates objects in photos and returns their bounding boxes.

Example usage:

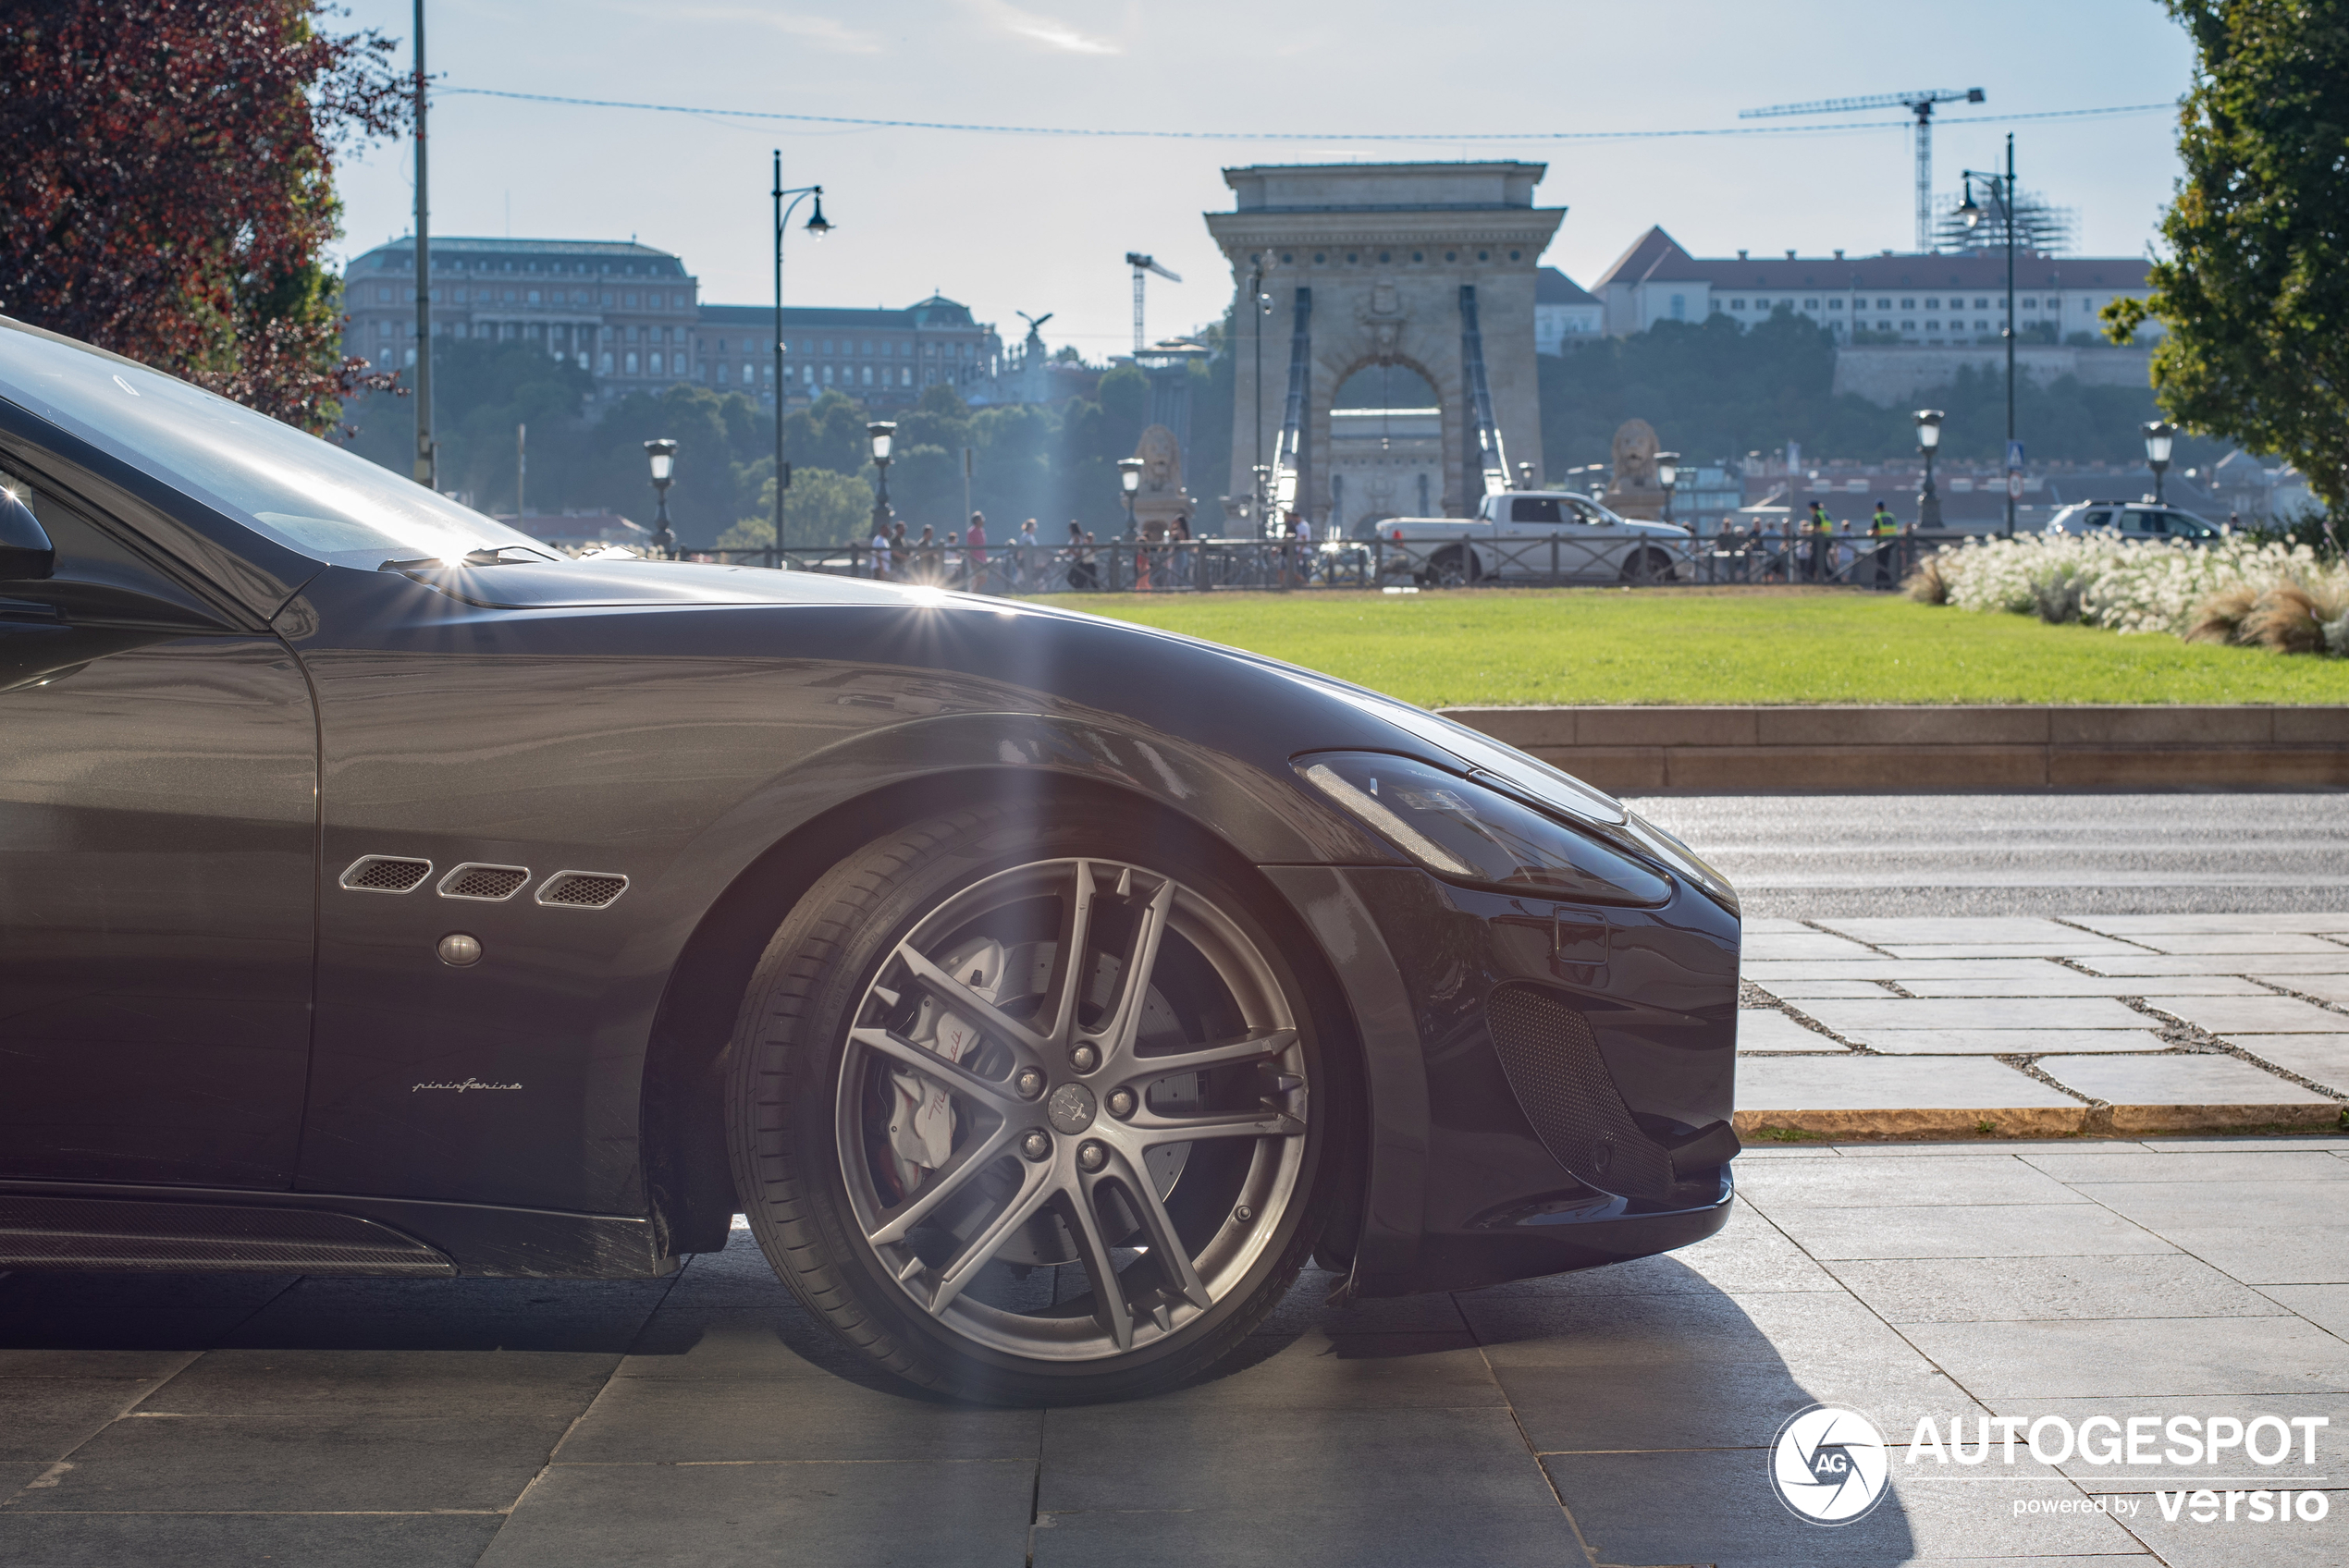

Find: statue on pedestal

[1129,424,1193,540]
[1603,418,1666,521]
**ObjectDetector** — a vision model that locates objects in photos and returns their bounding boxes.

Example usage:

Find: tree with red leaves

[1,1,412,434]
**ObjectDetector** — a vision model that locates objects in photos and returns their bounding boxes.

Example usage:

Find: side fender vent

[536,870,629,909]
[339,855,433,894]
[438,864,530,901]
[1484,983,1675,1201]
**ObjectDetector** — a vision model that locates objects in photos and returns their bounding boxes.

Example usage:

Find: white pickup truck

[1354,490,1693,586]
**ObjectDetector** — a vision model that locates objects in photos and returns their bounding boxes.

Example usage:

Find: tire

[1427,545,1478,588]
[1619,547,1669,585]
[723,801,1334,1405]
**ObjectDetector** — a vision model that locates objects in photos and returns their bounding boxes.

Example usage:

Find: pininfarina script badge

[412,1078,523,1093]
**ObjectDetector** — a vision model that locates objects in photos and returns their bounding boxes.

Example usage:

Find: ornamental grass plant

[1907,533,2349,655]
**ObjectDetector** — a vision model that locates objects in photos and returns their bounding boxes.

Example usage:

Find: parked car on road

[0,316,1742,1404]
[2044,501,2224,541]
[1376,490,1693,586]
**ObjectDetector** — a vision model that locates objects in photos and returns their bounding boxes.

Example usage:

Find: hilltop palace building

[338,238,999,410]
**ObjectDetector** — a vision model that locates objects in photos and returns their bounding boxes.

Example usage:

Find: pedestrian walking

[870,521,892,581]
[1869,499,1900,586]
[916,523,939,584]
[1017,519,1039,591]
[1064,521,1095,591]
[965,512,989,594]
[1170,514,1192,590]
[1806,500,1834,583]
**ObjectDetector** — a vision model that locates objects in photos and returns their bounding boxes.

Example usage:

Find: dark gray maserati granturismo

[0,316,1740,1404]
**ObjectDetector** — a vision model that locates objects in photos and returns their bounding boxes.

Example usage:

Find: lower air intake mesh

[340,855,432,893]
[1484,983,1676,1201]
[537,872,628,908]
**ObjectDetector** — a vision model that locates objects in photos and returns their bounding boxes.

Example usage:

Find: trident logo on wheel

[1769,1405,1891,1525]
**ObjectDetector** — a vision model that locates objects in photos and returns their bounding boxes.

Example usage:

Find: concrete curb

[1441,704,2349,790]
[1734,1103,2343,1141]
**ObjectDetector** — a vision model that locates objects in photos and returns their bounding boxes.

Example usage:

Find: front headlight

[1298,753,1671,906]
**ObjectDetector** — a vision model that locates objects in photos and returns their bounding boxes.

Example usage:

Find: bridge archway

[1324,357,1446,538]
[1205,162,1564,530]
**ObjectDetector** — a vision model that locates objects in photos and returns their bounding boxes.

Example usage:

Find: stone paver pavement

[1739,913,2349,1136]
[7,1142,2345,1566]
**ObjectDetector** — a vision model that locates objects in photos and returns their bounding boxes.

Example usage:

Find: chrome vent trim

[339,855,434,894]
[535,870,630,909]
[437,863,531,902]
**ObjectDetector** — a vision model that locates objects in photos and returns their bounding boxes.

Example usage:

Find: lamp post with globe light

[2144,421,2176,504]
[1118,457,1142,540]
[1914,410,1945,529]
[867,422,896,539]
[644,439,677,558]
[1655,451,1680,526]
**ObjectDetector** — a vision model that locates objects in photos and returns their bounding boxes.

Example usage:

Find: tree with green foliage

[719,468,875,551]
[2104,0,2349,513]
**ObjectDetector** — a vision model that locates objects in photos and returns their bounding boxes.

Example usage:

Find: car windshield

[0,320,555,569]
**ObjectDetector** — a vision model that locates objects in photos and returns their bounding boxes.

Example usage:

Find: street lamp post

[1250,463,1273,540]
[771,153,831,557]
[1655,451,1680,525]
[1957,134,2020,536]
[867,422,896,539]
[1117,457,1142,540]
[2144,420,2176,504]
[645,439,677,558]
[1248,251,1273,539]
[1914,410,1945,529]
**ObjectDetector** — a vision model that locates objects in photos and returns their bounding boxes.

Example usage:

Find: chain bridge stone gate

[1204,162,1563,533]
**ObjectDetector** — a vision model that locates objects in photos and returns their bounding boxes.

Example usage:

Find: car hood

[393,557,941,610]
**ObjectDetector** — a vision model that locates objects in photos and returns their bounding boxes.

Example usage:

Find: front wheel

[724,802,1333,1404]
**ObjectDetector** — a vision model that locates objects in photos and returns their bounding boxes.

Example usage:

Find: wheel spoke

[1061,1172,1136,1352]
[849,1026,1021,1115]
[866,1122,1019,1246]
[1130,1105,1307,1145]
[1036,860,1101,1045]
[919,1156,1055,1318]
[1084,876,1174,1065]
[892,945,1050,1055]
[1123,1025,1296,1082]
[1103,1150,1211,1311]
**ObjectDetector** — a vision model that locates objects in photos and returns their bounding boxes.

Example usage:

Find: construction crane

[1740,88,1986,253]
[1125,252,1180,355]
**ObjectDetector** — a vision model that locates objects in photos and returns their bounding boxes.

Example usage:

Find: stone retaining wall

[1439,705,2349,790]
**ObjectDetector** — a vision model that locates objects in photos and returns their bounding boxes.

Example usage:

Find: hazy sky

[330,0,2195,356]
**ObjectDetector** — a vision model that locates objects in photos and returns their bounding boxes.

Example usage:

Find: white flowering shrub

[1922,533,2349,645]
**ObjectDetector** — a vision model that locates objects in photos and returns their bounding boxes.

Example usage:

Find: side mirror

[0,490,55,581]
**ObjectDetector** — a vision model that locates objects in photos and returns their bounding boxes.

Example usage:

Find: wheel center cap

[1046,1083,1097,1135]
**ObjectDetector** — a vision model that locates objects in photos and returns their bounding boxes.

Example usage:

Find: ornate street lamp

[867,421,896,537]
[1251,463,1273,539]
[1958,134,2022,536]
[1655,451,1680,525]
[2143,420,2176,504]
[1117,457,1143,539]
[770,154,831,555]
[644,438,677,558]
[1914,410,1945,529]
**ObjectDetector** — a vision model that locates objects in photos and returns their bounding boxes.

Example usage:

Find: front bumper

[1265,863,1740,1297]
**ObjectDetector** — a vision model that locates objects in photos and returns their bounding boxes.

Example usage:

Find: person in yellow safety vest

[1869,498,1900,585]
[1806,499,1834,582]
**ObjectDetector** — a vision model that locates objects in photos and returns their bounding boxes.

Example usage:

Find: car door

[0,461,317,1188]
[1564,497,1632,580]
[1497,495,1561,581]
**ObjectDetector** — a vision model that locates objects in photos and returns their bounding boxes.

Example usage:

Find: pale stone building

[1205,163,1564,529]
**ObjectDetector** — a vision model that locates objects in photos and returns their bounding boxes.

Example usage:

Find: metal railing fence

[687,529,1965,594]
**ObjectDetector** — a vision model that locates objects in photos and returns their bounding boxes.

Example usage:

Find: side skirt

[0,1182,679,1279]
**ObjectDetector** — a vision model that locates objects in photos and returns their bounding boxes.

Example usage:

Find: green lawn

[1043,586,2349,707]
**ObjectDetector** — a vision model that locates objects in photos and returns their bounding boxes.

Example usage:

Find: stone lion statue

[1136,424,1183,496]
[1611,419,1659,491]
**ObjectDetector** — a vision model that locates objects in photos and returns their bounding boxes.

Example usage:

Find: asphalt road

[1632,791,2349,919]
